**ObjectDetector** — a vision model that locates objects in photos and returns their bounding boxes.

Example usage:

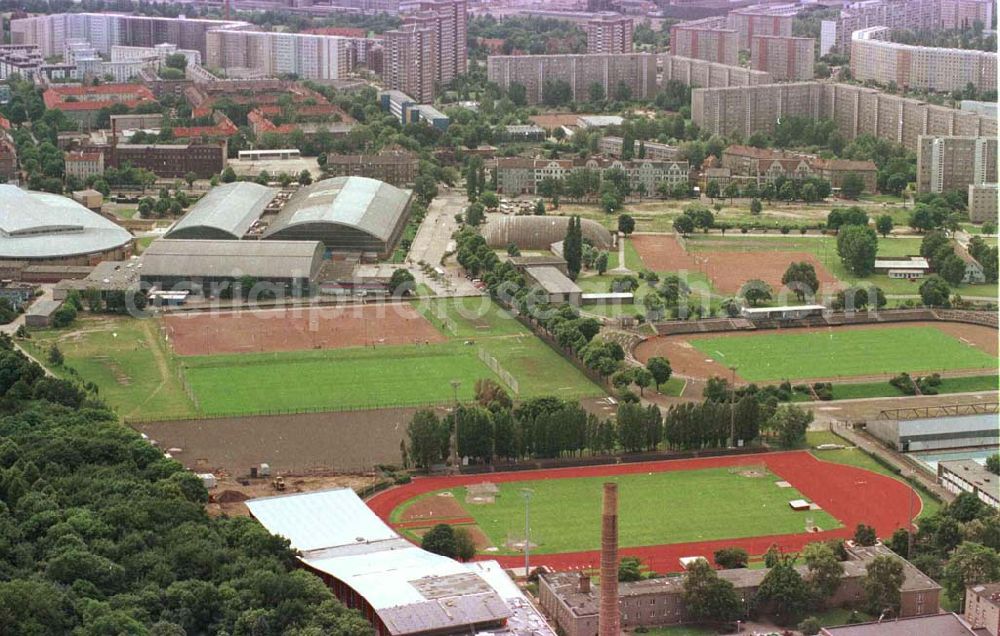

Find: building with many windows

[383,24,438,104]
[586,12,634,54]
[851,27,997,93]
[968,183,999,223]
[494,156,689,196]
[403,0,468,85]
[669,17,738,66]
[750,35,814,81]
[727,3,798,50]
[205,30,353,81]
[692,82,997,153]
[939,460,999,509]
[917,135,998,194]
[64,151,105,181]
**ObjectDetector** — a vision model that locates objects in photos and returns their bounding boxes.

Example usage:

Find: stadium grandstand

[0,185,133,265]
[164,182,277,240]
[262,176,413,258]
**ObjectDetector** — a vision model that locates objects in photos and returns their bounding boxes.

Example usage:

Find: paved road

[407,187,481,297]
[3,285,56,375]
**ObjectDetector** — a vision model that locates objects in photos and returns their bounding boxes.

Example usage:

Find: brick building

[586,12,634,54]
[750,35,814,81]
[105,142,227,179]
[540,544,941,636]
[692,82,998,153]
[669,17,738,66]
[917,135,998,194]
[42,84,157,126]
[0,134,15,183]
[323,148,418,185]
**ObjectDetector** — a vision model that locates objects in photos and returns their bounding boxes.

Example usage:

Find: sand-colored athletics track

[366,451,917,573]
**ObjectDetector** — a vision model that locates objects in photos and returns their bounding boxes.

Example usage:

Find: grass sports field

[27,299,604,418]
[691,325,997,382]
[401,467,839,554]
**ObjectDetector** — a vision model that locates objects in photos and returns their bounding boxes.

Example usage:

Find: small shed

[25,299,63,328]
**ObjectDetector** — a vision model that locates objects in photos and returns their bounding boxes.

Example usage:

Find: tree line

[0,333,373,635]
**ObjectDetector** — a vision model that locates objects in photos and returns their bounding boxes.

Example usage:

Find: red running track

[366,451,918,573]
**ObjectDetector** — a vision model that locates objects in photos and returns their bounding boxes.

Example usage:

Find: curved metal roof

[263,176,412,242]
[483,215,613,250]
[0,185,133,259]
[165,182,277,240]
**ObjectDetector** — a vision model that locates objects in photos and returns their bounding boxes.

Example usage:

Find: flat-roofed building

[111,142,227,179]
[586,12,634,54]
[140,239,324,291]
[939,460,999,509]
[821,613,977,636]
[728,3,798,50]
[669,17,738,66]
[599,136,681,161]
[866,413,999,453]
[383,23,438,103]
[965,582,1000,636]
[917,135,998,194]
[968,183,998,223]
[323,148,418,186]
[750,35,814,81]
[851,27,997,94]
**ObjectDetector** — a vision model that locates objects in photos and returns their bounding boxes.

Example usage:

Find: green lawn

[430,467,840,554]
[26,298,604,419]
[691,326,996,382]
[22,317,197,419]
[830,374,999,400]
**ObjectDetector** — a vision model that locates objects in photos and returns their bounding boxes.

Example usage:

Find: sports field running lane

[366,451,916,573]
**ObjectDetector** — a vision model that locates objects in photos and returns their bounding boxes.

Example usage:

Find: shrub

[799,617,821,635]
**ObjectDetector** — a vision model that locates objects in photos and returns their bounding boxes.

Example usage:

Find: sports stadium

[0,184,134,265]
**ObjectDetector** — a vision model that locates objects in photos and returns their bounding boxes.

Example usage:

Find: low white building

[938,460,999,509]
[246,488,556,636]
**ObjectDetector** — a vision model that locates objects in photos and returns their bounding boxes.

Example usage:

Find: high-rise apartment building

[819,0,980,56]
[750,35,814,81]
[669,17,738,66]
[586,13,634,54]
[850,27,997,93]
[917,135,998,194]
[205,30,352,80]
[727,4,798,50]
[11,13,251,59]
[692,82,998,152]
[403,0,467,86]
[383,24,438,104]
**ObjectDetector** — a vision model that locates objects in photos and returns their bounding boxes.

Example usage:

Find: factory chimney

[598,482,619,636]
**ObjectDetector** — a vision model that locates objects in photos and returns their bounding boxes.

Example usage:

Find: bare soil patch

[401,492,470,522]
[134,405,452,475]
[630,234,838,294]
[634,321,998,382]
[163,303,446,356]
[206,473,372,518]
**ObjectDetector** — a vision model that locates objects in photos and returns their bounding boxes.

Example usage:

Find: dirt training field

[163,303,446,356]
[631,234,838,294]
[634,321,999,383]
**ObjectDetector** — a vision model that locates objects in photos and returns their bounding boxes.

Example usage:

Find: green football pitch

[691,326,997,382]
[420,467,840,554]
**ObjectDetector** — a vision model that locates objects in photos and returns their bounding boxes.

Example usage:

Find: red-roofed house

[43,84,157,126]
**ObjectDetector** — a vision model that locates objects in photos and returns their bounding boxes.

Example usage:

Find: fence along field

[29,299,605,419]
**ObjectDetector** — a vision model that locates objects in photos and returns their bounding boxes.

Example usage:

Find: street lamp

[521,488,533,576]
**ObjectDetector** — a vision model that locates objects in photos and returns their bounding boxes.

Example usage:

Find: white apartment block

[917,135,998,194]
[851,26,997,93]
[205,30,351,80]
